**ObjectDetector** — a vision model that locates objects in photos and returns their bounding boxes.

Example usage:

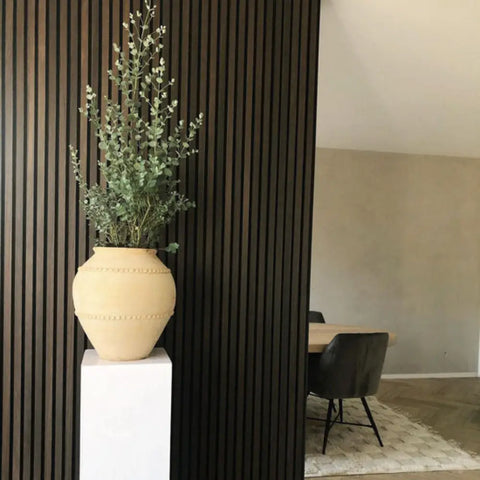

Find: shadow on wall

[310,148,480,375]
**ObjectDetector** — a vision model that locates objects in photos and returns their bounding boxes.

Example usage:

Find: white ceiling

[316,0,480,158]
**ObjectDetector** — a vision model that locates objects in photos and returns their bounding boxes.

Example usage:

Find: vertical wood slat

[13,0,25,477]
[0,1,321,479]
[0,0,5,467]
[33,0,46,476]
[12,2,25,478]
[22,1,36,479]
[44,0,58,476]
[2,1,14,478]
[64,1,79,477]
[251,2,268,478]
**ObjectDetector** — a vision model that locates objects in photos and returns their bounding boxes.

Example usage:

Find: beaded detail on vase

[78,266,171,274]
[76,311,174,321]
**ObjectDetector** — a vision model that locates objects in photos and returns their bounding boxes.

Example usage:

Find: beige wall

[310,148,480,374]
[317,0,480,158]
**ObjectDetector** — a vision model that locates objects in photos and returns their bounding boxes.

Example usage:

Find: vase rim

[93,247,157,254]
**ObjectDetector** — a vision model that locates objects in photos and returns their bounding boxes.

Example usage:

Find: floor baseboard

[382,372,478,379]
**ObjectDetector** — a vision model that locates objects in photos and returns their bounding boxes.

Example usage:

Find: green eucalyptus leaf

[164,242,179,254]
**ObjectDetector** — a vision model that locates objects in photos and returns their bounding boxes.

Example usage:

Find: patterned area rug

[305,395,480,477]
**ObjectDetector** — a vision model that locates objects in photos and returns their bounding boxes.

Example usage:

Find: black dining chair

[308,332,388,454]
[307,310,329,401]
[308,310,326,323]
[307,310,326,398]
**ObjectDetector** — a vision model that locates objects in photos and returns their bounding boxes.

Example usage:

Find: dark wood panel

[0,1,321,478]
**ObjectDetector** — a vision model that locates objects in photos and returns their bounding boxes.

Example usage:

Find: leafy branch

[70,0,204,250]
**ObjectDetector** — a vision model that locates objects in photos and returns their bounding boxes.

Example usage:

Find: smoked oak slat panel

[0,1,320,478]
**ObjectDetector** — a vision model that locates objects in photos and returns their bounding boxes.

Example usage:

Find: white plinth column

[80,348,172,480]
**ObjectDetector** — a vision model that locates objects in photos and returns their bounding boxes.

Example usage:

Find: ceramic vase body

[72,247,175,361]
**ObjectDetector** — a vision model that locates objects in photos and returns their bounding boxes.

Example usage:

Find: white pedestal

[80,348,172,480]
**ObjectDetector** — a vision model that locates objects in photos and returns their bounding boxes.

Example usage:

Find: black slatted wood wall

[0,0,321,478]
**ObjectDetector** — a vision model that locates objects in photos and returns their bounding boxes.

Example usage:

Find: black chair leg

[339,399,343,422]
[322,399,334,454]
[361,397,383,447]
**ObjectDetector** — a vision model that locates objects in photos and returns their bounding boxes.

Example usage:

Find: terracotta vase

[72,247,175,361]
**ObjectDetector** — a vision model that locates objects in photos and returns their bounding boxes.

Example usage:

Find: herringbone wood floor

[309,377,480,480]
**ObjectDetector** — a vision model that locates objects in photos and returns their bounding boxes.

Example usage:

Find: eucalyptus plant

[70,1,203,251]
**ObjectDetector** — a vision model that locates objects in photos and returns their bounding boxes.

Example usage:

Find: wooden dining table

[308,323,397,353]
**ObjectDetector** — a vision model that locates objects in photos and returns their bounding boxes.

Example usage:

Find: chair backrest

[308,332,388,399]
[308,310,326,323]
